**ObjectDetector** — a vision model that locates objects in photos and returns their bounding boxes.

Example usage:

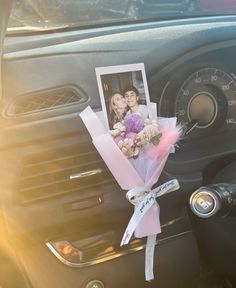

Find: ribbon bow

[121,179,180,281]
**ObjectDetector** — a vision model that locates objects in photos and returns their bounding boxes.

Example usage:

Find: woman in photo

[123,85,148,119]
[108,92,128,127]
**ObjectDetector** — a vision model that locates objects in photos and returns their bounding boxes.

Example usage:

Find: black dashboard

[2,17,236,189]
[2,17,236,194]
[2,14,236,287]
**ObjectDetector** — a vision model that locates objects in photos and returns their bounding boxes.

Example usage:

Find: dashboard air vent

[7,86,88,116]
[15,144,114,204]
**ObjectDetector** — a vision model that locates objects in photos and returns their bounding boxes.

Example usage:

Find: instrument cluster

[158,67,236,138]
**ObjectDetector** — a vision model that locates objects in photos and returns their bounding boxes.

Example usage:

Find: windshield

[7,0,236,32]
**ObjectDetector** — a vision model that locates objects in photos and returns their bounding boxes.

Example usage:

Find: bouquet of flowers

[110,114,162,159]
[80,106,181,280]
[80,60,181,281]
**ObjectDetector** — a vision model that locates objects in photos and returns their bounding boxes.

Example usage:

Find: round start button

[194,193,214,214]
[190,188,221,218]
[85,280,105,288]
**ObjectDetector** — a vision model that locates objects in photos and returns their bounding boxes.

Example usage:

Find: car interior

[1,0,236,287]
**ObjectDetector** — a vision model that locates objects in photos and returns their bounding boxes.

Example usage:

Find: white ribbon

[120,179,180,281]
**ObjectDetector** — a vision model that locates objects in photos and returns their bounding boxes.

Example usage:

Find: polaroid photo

[95,63,152,130]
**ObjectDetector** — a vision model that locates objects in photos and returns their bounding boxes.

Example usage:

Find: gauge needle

[227,120,236,124]
[185,120,199,135]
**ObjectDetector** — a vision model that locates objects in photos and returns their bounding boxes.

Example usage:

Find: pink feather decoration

[147,124,182,159]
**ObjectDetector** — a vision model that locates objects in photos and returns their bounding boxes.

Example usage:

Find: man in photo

[123,85,148,119]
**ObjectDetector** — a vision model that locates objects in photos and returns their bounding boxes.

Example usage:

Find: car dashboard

[3,17,236,188]
[1,14,236,288]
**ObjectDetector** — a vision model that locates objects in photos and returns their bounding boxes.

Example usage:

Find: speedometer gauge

[175,68,236,135]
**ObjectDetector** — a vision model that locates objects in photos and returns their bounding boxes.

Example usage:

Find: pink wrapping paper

[80,106,178,238]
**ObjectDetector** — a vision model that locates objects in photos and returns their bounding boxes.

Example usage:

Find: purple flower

[126,132,137,140]
[114,135,124,144]
[124,114,144,133]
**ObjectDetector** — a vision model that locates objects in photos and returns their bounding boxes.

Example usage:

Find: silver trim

[46,231,191,268]
[190,189,220,218]
[158,81,170,115]
[70,169,102,180]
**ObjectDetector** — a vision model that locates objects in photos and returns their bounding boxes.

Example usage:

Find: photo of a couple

[109,85,148,127]
[96,63,151,129]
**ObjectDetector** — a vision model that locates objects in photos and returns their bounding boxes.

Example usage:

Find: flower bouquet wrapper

[80,106,145,189]
[127,116,180,238]
[80,105,181,281]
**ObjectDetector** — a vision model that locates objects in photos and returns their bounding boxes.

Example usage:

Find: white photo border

[95,63,152,130]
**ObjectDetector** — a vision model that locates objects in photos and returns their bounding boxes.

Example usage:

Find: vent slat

[21,159,103,180]
[18,179,113,204]
[19,165,110,192]
[20,178,113,202]
[21,151,99,177]
[22,150,98,168]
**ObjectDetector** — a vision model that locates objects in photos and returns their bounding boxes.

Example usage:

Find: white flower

[109,122,126,137]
